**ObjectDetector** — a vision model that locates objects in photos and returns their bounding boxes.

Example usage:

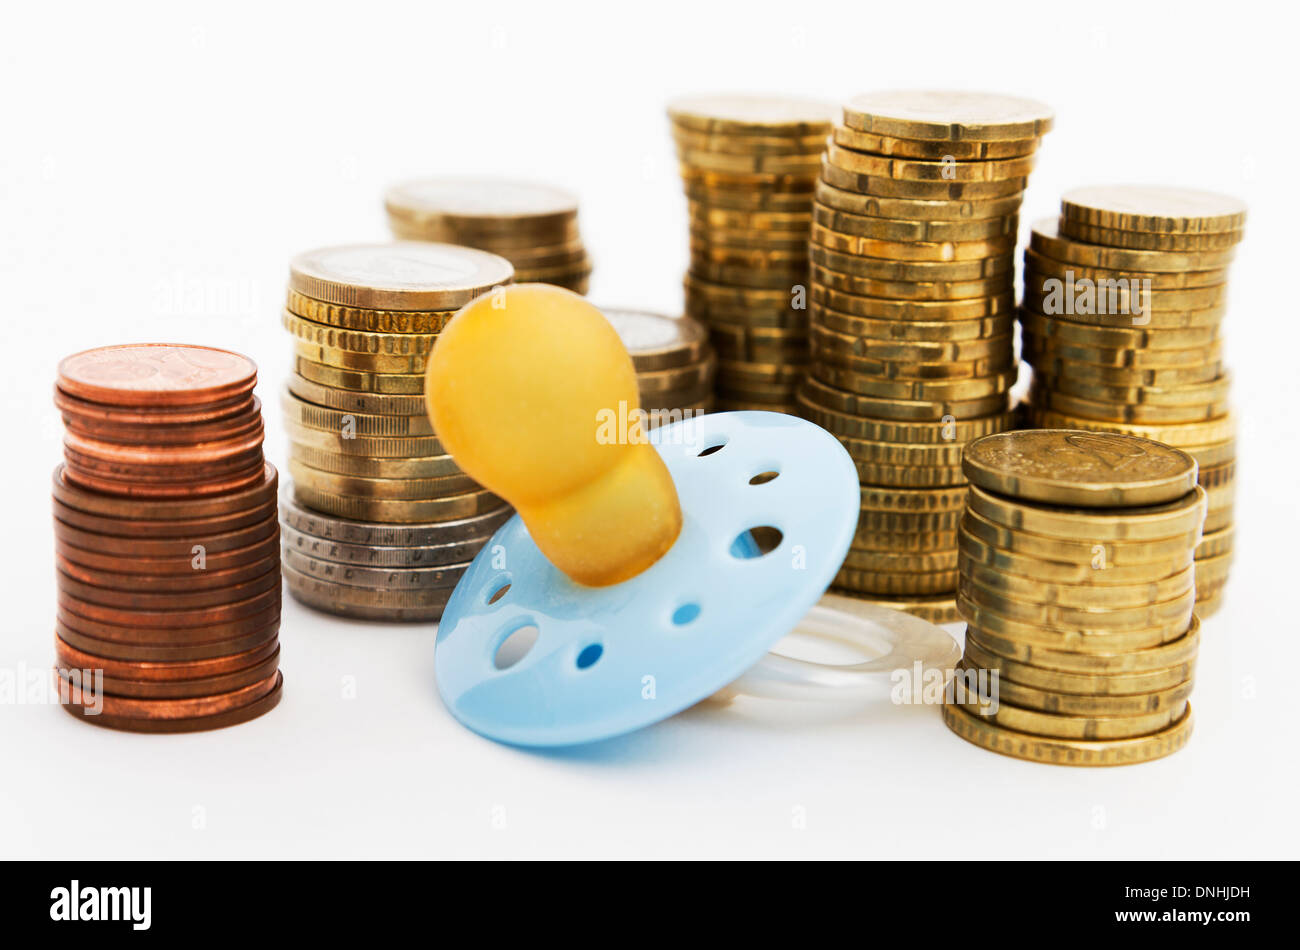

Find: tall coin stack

[796,91,1053,622]
[53,344,283,732]
[668,94,835,413]
[385,178,591,294]
[600,307,716,422]
[280,243,514,620]
[945,430,1204,766]
[1022,186,1245,616]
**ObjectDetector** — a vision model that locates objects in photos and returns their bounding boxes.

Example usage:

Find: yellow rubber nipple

[426,284,682,587]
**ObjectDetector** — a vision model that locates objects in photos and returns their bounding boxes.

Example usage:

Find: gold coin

[1030,388,1229,426]
[837,433,966,467]
[812,263,1013,301]
[832,126,1040,159]
[635,361,715,396]
[1060,219,1243,251]
[1181,440,1236,470]
[715,359,806,387]
[813,202,1017,242]
[1036,369,1231,409]
[1019,309,1222,351]
[814,179,1025,221]
[954,687,1185,741]
[690,262,807,290]
[857,506,965,532]
[835,565,957,595]
[384,178,578,232]
[958,529,1194,587]
[811,283,1015,321]
[824,142,1036,181]
[599,307,710,372]
[962,429,1198,507]
[286,374,427,416]
[942,701,1193,766]
[813,343,1013,383]
[513,255,594,283]
[682,181,816,212]
[1022,332,1223,370]
[690,224,810,251]
[286,291,454,334]
[852,523,960,551]
[672,128,828,155]
[1196,525,1235,559]
[1024,250,1230,290]
[959,556,1194,609]
[289,242,513,312]
[812,303,1012,342]
[284,310,435,357]
[860,484,969,512]
[967,615,1200,675]
[798,375,1010,423]
[687,205,812,231]
[1025,354,1226,390]
[680,164,819,190]
[842,90,1054,142]
[490,240,588,269]
[667,94,835,135]
[294,355,424,395]
[811,319,1012,363]
[960,634,1195,696]
[820,163,1026,200]
[284,419,444,459]
[1060,185,1247,235]
[834,548,958,572]
[1197,461,1236,489]
[960,570,1195,630]
[1030,219,1236,272]
[1020,296,1226,331]
[833,592,959,623]
[811,222,1017,262]
[292,338,427,375]
[1194,550,1235,585]
[967,483,1206,542]
[851,458,964,487]
[1028,409,1236,448]
[956,592,1191,653]
[292,484,503,525]
[960,509,1200,567]
[687,301,808,332]
[288,459,476,500]
[812,363,1015,402]
[960,660,1193,717]
[288,443,461,479]
[1022,279,1227,317]
[677,148,822,176]
[283,388,434,437]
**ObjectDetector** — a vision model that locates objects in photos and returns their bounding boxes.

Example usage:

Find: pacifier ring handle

[726,595,960,702]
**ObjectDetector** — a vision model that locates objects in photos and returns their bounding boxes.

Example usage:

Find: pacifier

[427,284,957,746]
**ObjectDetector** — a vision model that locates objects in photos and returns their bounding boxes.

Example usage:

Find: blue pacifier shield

[434,411,860,747]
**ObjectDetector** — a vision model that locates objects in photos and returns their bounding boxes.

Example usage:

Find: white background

[2,0,1296,859]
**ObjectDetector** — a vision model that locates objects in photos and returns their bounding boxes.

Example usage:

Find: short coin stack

[797,90,1054,621]
[945,429,1205,766]
[385,178,591,294]
[668,94,835,413]
[52,344,283,732]
[281,243,514,620]
[600,307,716,421]
[1023,185,1245,615]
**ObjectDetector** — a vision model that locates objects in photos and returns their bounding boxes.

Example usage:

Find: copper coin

[62,397,264,445]
[52,495,276,539]
[56,618,279,662]
[55,385,256,426]
[57,563,280,610]
[60,672,282,732]
[52,462,279,521]
[62,443,266,481]
[57,648,280,700]
[62,464,269,499]
[63,423,265,466]
[55,531,280,575]
[57,635,280,681]
[57,344,258,408]
[53,512,278,557]
[56,551,280,592]
[58,585,281,629]
[57,602,281,644]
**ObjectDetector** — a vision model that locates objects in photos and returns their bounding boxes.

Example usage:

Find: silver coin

[279,490,510,545]
[281,546,470,590]
[279,521,490,569]
[283,563,453,621]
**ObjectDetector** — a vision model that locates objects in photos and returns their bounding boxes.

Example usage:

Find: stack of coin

[385,178,591,293]
[797,91,1054,621]
[945,429,1204,766]
[1022,185,1246,615]
[668,94,836,412]
[600,307,716,422]
[52,344,283,732]
[281,242,514,620]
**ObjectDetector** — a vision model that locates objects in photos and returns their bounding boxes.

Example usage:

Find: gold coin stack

[797,91,1054,622]
[945,429,1205,766]
[1022,185,1246,616]
[600,307,716,422]
[385,178,591,294]
[668,94,836,413]
[279,242,515,620]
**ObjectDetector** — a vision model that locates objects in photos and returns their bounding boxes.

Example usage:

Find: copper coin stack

[668,94,836,413]
[794,90,1053,623]
[281,243,514,620]
[52,344,283,732]
[1023,186,1245,617]
[385,178,591,294]
[600,307,716,423]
